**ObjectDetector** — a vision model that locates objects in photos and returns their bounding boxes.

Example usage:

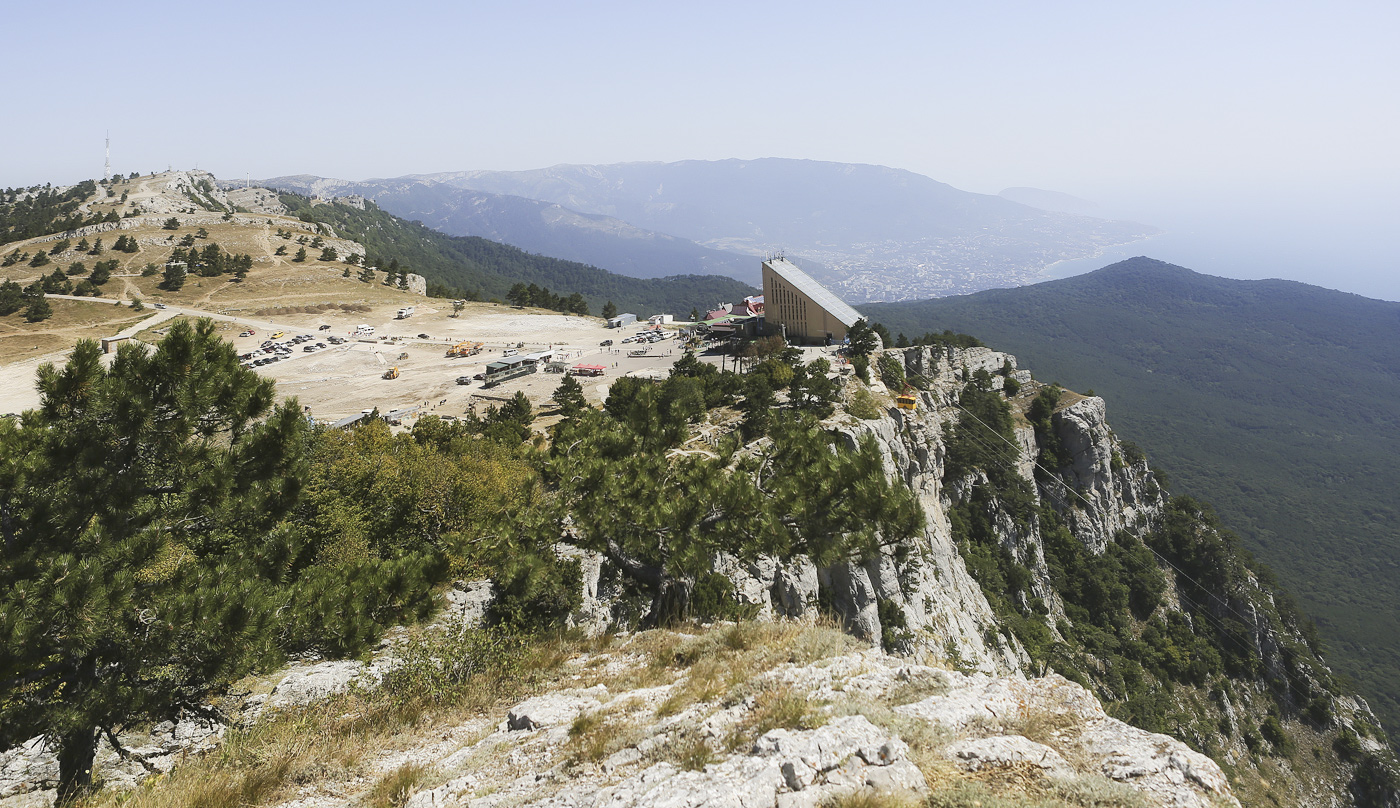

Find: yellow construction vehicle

[446,341,484,358]
[382,366,399,380]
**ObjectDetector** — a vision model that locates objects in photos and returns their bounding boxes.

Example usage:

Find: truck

[395,306,415,319]
[355,324,375,337]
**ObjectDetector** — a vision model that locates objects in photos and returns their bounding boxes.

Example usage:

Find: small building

[99,335,129,353]
[761,257,861,345]
[329,411,374,430]
[608,313,638,328]
[648,314,674,325]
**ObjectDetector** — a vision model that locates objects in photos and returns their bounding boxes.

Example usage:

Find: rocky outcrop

[375,638,1235,808]
[897,673,1236,808]
[1044,396,1162,552]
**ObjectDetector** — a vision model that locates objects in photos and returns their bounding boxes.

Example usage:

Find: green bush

[377,624,531,708]
[846,386,882,420]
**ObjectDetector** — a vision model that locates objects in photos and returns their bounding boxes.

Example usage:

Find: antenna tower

[104,132,111,182]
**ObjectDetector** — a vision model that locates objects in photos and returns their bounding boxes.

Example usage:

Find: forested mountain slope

[862,257,1400,734]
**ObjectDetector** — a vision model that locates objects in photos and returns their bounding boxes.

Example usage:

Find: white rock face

[1046,396,1162,552]
[506,687,610,732]
[584,715,925,808]
[266,659,369,709]
[943,735,1074,778]
[897,673,1239,808]
[397,647,1237,808]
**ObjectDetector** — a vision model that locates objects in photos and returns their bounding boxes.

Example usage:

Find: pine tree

[160,261,186,291]
[845,318,880,357]
[23,295,52,322]
[0,280,23,315]
[0,322,313,804]
[541,410,923,625]
[293,247,307,263]
[553,374,587,418]
[601,300,618,320]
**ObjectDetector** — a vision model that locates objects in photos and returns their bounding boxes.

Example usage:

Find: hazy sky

[5,0,1397,297]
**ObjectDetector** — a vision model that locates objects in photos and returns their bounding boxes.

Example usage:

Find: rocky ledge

[0,622,1239,808]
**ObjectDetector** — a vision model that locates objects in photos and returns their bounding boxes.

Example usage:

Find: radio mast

[104,132,111,182]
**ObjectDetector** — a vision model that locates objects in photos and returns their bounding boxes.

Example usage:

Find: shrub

[377,624,531,708]
[846,386,882,420]
[877,354,905,389]
[365,763,427,808]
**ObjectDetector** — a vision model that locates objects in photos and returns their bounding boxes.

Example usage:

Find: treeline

[506,282,588,315]
[0,321,906,801]
[0,181,121,246]
[275,193,757,316]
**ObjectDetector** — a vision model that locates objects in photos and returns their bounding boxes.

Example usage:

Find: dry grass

[824,790,923,808]
[565,710,647,767]
[668,733,718,771]
[365,763,429,808]
[921,771,1151,808]
[650,620,862,718]
[253,302,371,316]
[81,628,568,808]
[0,300,155,363]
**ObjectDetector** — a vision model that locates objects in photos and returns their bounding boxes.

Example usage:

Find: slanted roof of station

[763,257,862,327]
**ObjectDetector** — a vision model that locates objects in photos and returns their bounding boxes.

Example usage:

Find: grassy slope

[277,194,757,316]
[862,257,1400,733]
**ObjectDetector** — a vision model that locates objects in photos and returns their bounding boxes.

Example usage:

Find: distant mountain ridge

[266,159,1159,303]
[261,175,760,283]
[861,257,1400,735]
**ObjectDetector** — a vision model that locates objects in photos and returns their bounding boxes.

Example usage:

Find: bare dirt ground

[0,300,691,423]
[256,307,689,423]
[0,173,703,422]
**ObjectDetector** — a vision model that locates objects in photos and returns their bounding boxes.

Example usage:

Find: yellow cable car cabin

[895,388,918,411]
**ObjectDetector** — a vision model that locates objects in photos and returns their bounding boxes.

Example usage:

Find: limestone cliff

[561,343,1400,808]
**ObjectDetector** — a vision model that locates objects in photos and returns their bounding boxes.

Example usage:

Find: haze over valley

[263,159,1160,302]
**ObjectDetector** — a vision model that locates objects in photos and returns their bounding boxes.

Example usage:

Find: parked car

[327,336,344,345]
[154,303,166,309]
[456,376,473,385]
[239,330,254,338]
[600,339,613,346]
[303,345,316,352]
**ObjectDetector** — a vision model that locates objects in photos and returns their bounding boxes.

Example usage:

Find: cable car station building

[761,257,862,345]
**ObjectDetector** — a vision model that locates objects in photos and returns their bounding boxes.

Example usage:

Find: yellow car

[271,331,285,339]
